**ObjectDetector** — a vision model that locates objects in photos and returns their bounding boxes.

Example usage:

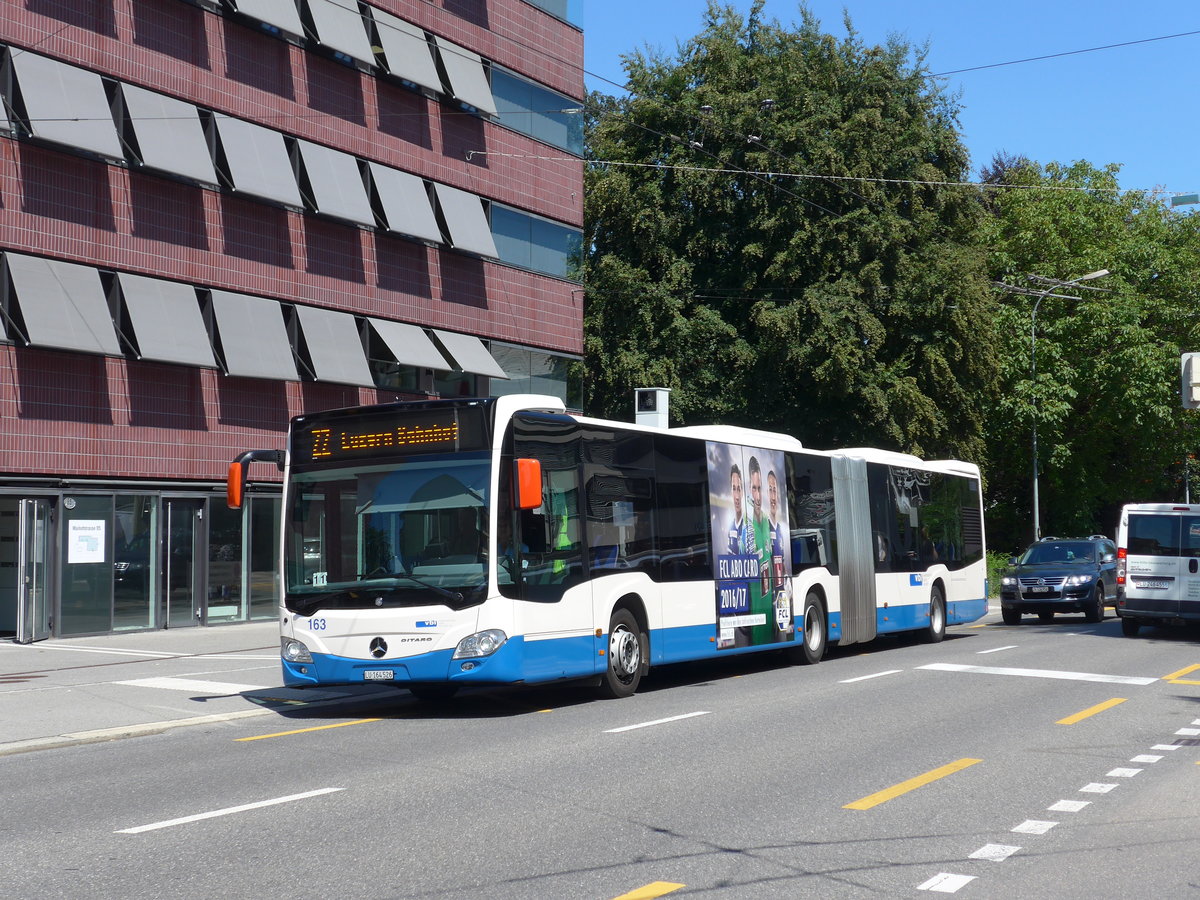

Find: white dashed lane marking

[917,720,1193,895]
[1012,820,1057,835]
[838,670,902,683]
[917,873,977,893]
[1048,799,1090,812]
[117,788,343,833]
[968,844,1021,862]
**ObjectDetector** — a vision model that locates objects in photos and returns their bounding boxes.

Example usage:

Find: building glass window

[490,343,582,408]
[113,495,156,631]
[207,502,243,622]
[248,496,280,620]
[490,205,581,280]
[433,370,478,399]
[491,67,583,155]
[521,0,583,28]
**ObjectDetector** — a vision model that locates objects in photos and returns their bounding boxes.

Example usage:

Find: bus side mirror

[227,461,247,510]
[227,450,284,509]
[514,458,543,510]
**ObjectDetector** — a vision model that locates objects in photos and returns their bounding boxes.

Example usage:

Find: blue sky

[582,1,1199,199]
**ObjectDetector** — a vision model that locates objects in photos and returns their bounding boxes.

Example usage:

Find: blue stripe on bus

[280,597,988,688]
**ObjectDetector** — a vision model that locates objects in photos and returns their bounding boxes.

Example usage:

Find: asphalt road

[3,609,1198,899]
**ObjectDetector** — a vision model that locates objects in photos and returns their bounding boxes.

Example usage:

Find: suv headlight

[281,637,313,663]
[453,629,507,659]
[1065,574,1093,586]
[1001,575,1015,586]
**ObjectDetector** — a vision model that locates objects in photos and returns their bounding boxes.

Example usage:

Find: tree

[583,1,999,462]
[982,158,1200,550]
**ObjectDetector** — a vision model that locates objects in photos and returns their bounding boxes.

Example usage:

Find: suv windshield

[1018,541,1097,565]
[285,452,491,615]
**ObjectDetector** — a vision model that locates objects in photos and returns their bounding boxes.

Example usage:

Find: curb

[0,691,389,758]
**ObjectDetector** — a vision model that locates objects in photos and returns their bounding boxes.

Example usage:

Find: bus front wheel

[924,586,946,643]
[599,609,646,699]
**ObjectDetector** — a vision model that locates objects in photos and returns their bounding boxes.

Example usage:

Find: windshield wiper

[397,572,463,603]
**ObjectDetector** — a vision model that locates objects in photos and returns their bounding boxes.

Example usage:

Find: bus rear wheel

[599,609,645,699]
[786,592,826,665]
[924,586,946,643]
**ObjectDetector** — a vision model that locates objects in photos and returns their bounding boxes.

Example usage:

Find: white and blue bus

[227,395,987,699]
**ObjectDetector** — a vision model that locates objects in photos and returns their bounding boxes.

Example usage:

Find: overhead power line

[470,150,1169,197]
[932,29,1200,77]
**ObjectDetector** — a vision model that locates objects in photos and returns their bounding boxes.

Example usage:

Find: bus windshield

[285,452,492,615]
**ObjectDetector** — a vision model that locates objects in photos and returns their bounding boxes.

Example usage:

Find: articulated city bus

[227,395,987,699]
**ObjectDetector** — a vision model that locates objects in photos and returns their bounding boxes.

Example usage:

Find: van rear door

[1123,512,1200,616]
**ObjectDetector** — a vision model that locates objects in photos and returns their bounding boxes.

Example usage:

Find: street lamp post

[1028,269,1109,541]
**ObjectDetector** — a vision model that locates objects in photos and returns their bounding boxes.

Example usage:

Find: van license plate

[364,670,394,681]
[1136,579,1170,590]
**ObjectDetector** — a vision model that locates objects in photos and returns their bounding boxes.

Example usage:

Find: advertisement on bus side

[707,442,794,649]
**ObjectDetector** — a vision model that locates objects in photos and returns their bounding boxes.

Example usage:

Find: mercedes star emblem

[369,637,388,658]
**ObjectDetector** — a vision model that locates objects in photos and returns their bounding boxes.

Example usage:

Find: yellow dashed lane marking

[844,758,982,810]
[613,882,685,900]
[236,718,382,741]
[1057,698,1127,725]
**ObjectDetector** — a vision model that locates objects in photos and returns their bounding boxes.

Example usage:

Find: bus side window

[786,452,836,576]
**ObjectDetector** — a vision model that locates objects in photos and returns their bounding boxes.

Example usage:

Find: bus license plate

[363,670,394,681]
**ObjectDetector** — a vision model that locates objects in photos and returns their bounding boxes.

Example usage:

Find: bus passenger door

[514,464,592,680]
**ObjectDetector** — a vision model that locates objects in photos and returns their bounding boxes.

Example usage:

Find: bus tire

[1121,616,1141,636]
[924,586,946,643]
[409,683,459,702]
[599,608,645,699]
[786,592,826,665]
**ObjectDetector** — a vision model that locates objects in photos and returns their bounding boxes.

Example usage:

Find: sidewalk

[0,622,390,756]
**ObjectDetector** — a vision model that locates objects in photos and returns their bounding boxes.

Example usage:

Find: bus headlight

[282,637,313,664]
[453,629,507,659]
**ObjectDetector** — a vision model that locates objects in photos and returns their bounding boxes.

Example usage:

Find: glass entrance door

[16,499,52,643]
[164,499,203,627]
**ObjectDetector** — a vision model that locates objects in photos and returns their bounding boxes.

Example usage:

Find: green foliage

[986,550,1012,598]
[583,2,1200,554]
[583,1,998,461]
[982,159,1200,547]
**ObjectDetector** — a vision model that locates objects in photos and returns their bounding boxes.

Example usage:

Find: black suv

[999,535,1118,625]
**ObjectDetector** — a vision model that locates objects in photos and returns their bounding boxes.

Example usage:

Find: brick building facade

[0,0,584,639]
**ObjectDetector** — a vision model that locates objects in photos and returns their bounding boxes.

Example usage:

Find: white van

[1115,503,1200,635]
